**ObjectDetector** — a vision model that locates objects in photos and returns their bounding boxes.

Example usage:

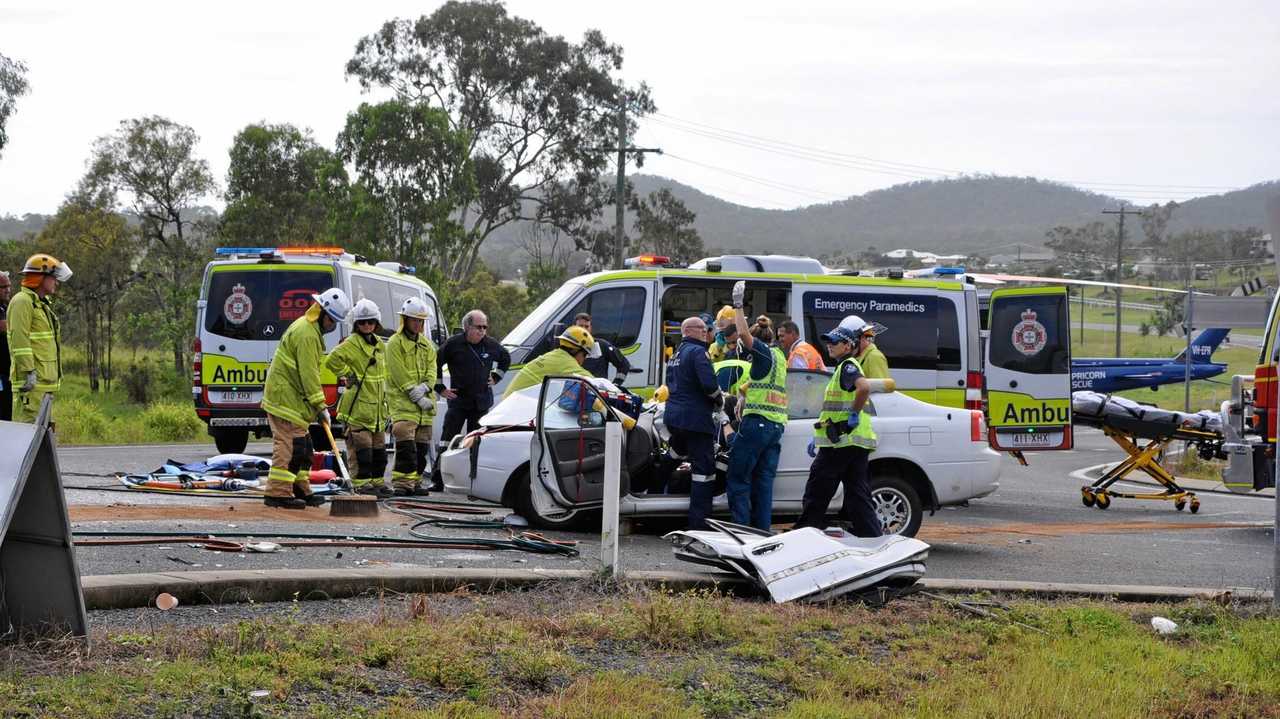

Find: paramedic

[666,315,724,530]
[777,320,826,371]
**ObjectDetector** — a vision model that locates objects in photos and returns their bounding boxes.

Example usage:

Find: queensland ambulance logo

[223,284,253,325]
[1011,309,1047,356]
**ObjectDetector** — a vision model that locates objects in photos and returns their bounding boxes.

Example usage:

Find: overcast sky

[1,0,1277,215]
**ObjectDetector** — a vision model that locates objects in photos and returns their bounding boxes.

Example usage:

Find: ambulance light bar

[215,246,346,257]
[624,254,672,268]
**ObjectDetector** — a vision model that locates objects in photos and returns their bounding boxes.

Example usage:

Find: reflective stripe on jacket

[261,306,327,427]
[324,333,386,432]
[7,286,62,393]
[742,347,788,425]
[814,357,877,450]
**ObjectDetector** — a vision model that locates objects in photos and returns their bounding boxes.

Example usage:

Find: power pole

[587,103,661,269]
[1102,203,1144,357]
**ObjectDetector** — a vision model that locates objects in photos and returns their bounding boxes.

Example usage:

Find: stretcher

[1071,392,1226,512]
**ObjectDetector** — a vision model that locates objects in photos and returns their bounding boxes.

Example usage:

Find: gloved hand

[713,410,729,427]
[407,384,428,403]
[807,437,817,458]
[847,413,861,431]
[20,370,36,393]
[613,374,626,388]
[731,280,746,309]
[415,395,433,411]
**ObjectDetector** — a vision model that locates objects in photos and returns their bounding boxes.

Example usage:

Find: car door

[529,376,630,512]
[772,369,834,506]
[985,286,1073,451]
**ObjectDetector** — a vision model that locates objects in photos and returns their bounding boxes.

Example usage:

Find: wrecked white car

[440,370,1001,535]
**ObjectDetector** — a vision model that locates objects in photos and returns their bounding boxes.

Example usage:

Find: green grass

[2,589,1277,718]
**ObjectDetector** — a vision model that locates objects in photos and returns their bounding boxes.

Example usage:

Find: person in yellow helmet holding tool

[794,315,881,536]
[503,325,598,398]
[386,297,439,496]
[261,288,352,509]
[324,298,391,497]
[9,253,71,424]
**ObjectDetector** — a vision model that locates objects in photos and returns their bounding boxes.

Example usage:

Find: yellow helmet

[715,305,735,324]
[559,325,601,358]
[22,253,73,282]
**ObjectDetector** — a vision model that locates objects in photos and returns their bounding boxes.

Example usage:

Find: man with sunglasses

[434,310,510,488]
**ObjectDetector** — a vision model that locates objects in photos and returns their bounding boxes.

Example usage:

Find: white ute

[440,370,1000,536]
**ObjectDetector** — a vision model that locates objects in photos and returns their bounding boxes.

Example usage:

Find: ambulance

[192,247,445,454]
[496,254,1074,453]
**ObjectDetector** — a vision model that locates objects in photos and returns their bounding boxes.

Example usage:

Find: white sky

[1,0,1277,214]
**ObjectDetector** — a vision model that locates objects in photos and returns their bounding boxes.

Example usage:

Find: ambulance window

[938,298,961,371]
[204,268,334,341]
[988,295,1069,374]
[563,287,646,348]
[349,275,396,338]
[802,291,938,371]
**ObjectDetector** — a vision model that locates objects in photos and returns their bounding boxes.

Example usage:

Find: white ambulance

[496,254,1074,453]
[192,246,446,453]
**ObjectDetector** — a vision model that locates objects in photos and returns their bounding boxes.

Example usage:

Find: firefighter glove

[20,370,36,393]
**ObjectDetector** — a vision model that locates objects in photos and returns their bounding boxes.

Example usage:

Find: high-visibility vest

[814,357,877,450]
[788,340,825,371]
[742,347,788,426]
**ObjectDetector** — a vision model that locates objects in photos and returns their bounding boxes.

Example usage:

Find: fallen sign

[665,519,929,603]
[0,395,88,641]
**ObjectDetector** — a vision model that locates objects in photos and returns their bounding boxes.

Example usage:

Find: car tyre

[869,473,923,538]
[511,467,598,531]
[212,429,249,455]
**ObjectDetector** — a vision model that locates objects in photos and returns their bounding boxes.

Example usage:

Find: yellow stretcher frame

[1075,414,1221,513]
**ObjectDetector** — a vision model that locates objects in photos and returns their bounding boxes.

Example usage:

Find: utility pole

[1102,203,1144,357]
[586,102,661,269]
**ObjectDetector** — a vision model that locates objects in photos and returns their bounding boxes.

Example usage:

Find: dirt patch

[69,502,419,525]
[919,519,1265,544]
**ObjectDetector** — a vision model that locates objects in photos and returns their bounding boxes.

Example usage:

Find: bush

[122,362,153,404]
[141,402,203,442]
[54,398,108,445]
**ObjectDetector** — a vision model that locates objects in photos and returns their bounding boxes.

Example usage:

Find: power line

[663,152,847,202]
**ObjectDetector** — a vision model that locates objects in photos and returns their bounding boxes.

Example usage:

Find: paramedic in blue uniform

[665,315,725,530]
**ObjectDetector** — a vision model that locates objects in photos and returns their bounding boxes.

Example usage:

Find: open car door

[985,286,1073,451]
[527,376,630,519]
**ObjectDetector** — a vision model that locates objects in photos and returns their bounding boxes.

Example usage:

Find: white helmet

[820,315,886,344]
[350,298,382,325]
[399,296,430,320]
[311,288,352,322]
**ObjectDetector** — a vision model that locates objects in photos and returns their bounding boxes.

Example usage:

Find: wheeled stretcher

[1071,392,1225,512]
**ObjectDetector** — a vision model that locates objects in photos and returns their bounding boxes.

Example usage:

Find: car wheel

[869,474,923,537]
[511,467,597,531]
[212,429,249,455]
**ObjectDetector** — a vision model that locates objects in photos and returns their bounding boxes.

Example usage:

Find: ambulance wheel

[1094,492,1111,510]
[212,429,249,455]
[1189,499,1200,514]
[1081,488,1096,507]
[869,474,923,538]
[511,467,595,531]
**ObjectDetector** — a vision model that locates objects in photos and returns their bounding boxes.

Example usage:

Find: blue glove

[807,437,817,458]
[846,413,860,431]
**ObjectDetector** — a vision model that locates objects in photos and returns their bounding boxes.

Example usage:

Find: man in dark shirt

[526,312,632,384]
[0,271,10,421]
[435,309,512,447]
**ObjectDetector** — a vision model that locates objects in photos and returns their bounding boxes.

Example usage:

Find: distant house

[1251,233,1273,259]
[1133,255,1160,276]
[989,251,1055,269]
[882,248,966,265]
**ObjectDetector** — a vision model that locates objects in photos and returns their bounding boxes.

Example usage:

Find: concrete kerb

[79,569,1273,611]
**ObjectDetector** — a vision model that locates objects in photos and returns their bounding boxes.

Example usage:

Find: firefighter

[666,315,724,530]
[502,325,597,398]
[261,288,351,509]
[387,297,438,496]
[723,282,787,530]
[0,270,12,422]
[794,315,881,536]
[853,318,891,380]
[324,298,390,497]
[777,320,826,371]
[9,254,71,424]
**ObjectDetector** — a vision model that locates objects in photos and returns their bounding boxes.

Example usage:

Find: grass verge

[1,587,1277,718]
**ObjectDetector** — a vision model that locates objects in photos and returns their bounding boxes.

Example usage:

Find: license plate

[1003,430,1062,448]
[215,390,261,404]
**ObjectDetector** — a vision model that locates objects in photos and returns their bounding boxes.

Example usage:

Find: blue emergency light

[214,247,275,256]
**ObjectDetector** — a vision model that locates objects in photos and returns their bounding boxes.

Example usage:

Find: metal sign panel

[0,396,88,640]
[1191,297,1271,329]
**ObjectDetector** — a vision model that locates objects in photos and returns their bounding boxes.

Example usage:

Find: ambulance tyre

[869,474,923,538]
[511,467,596,531]
[212,429,249,455]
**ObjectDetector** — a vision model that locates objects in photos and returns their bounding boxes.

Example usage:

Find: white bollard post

[600,420,623,576]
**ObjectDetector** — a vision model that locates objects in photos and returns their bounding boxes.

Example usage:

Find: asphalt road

[56,431,1277,592]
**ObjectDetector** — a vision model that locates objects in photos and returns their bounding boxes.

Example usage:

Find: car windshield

[501,281,583,350]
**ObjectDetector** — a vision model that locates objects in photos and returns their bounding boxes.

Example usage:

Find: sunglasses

[471,325,488,330]
[355,319,377,325]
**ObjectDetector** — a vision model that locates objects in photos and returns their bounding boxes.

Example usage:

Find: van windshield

[204,267,335,341]
[502,281,583,350]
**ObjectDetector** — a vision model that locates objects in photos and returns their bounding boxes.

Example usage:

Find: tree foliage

[346,0,653,279]
[0,52,29,157]
[88,116,217,376]
[222,123,347,246]
[336,100,474,273]
[629,188,702,264]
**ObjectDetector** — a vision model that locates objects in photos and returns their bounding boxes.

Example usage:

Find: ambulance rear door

[984,286,1073,451]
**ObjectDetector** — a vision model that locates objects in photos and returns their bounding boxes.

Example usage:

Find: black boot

[356,484,393,498]
[264,495,306,510]
[293,484,327,507]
